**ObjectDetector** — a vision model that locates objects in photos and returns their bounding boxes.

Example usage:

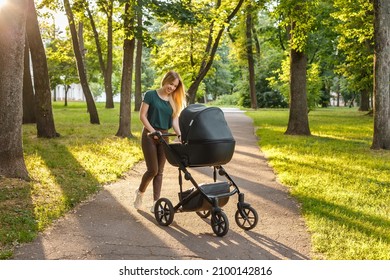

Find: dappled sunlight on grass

[26,154,67,230]
[1,102,145,258]
[69,137,143,183]
[247,108,390,259]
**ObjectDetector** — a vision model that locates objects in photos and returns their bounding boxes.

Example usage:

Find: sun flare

[0,0,7,8]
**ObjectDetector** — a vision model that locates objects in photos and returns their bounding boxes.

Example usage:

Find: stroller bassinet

[165,104,236,167]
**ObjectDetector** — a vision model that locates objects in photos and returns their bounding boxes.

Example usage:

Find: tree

[186,0,245,103]
[46,36,79,106]
[63,0,100,124]
[332,0,374,111]
[0,0,30,180]
[116,1,135,138]
[275,0,314,135]
[84,0,115,109]
[26,0,59,138]
[286,46,311,135]
[371,0,390,150]
[134,0,143,112]
[151,0,245,103]
[23,35,36,124]
[246,2,257,109]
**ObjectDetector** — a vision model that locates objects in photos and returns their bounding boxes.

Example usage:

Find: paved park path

[13,109,312,260]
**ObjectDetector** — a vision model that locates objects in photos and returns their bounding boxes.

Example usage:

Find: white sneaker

[150,201,157,213]
[134,189,144,209]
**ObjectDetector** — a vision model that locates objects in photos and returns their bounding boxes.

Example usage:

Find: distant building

[329,91,358,107]
[52,84,120,103]
[53,84,85,101]
[329,91,345,107]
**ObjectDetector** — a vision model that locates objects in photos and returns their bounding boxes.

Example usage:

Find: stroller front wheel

[235,205,258,230]
[154,198,174,226]
[211,210,229,237]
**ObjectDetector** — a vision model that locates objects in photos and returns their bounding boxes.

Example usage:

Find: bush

[237,90,288,108]
[212,93,240,106]
[258,91,288,108]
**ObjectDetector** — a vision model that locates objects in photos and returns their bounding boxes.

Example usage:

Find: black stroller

[150,104,259,237]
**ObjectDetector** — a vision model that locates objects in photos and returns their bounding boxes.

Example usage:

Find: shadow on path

[13,110,312,260]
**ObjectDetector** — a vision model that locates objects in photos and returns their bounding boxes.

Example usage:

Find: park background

[0,0,389,260]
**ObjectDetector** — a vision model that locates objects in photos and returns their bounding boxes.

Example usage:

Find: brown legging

[138,128,168,201]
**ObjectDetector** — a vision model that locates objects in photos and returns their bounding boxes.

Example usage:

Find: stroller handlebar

[147,131,177,138]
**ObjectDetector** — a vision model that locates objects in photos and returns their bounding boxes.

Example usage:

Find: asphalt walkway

[13,109,312,260]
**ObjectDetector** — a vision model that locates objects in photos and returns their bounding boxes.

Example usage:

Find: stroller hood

[179,104,234,144]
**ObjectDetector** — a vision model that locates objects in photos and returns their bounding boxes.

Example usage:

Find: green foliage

[267,55,323,109]
[228,8,286,108]
[247,108,390,259]
[272,0,319,52]
[258,90,288,108]
[46,37,79,89]
[148,0,199,26]
[211,92,240,106]
[151,20,209,86]
[267,54,290,101]
[0,102,143,258]
[36,0,376,111]
[203,42,235,100]
[149,0,245,90]
[306,62,323,108]
[331,0,374,93]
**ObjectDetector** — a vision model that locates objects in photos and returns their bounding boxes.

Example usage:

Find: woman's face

[163,78,180,95]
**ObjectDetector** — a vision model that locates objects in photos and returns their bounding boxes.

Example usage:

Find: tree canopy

[1,0,389,180]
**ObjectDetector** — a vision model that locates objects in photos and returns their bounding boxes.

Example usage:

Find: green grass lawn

[0,102,143,259]
[246,107,390,260]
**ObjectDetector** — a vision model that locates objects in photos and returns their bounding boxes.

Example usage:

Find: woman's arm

[139,102,156,133]
[172,116,181,140]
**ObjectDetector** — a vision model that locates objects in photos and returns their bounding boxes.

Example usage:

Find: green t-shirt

[143,90,173,130]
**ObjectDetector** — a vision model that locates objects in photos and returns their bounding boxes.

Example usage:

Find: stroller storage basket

[178,182,230,211]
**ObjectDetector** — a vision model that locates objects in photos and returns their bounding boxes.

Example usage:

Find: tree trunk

[86,1,114,109]
[116,3,134,138]
[285,48,311,135]
[246,4,257,109]
[134,0,143,112]
[337,91,340,107]
[186,0,245,103]
[53,86,57,102]
[359,88,371,111]
[105,1,114,109]
[135,38,142,111]
[65,85,69,107]
[371,0,390,150]
[0,0,30,180]
[78,22,86,66]
[63,0,100,124]
[23,34,36,124]
[26,0,58,138]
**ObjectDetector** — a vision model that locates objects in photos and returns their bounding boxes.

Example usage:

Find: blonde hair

[161,70,186,118]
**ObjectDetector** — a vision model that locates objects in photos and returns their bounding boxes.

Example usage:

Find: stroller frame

[151,132,259,237]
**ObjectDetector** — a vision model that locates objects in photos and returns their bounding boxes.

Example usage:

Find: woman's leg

[138,129,159,193]
[152,141,167,201]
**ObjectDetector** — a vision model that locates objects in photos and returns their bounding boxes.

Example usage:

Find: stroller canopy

[179,104,234,144]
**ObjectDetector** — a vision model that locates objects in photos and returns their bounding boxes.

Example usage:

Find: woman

[134,70,186,212]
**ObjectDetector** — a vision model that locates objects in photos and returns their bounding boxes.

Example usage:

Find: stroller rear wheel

[211,210,229,237]
[235,205,258,230]
[196,210,211,218]
[154,198,174,226]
